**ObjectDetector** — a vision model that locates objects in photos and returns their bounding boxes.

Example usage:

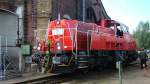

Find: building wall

[51,0,110,22]
[24,0,37,45]
[37,0,52,17]
[0,11,18,46]
[24,0,52,45]
[36,0,52,41]
[52,0,77,20]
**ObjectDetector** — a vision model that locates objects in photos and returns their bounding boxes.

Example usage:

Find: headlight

[56,42,61,50]
[52,28,64,35]
[57,46,61,50]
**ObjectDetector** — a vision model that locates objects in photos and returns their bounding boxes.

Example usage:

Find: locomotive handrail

[75,24,78,60]
[66,22,74,53]
[66,22,77,65]
[87,30,93,57]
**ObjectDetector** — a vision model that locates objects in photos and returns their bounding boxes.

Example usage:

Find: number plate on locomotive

[52,28,64,35]
[52,57,61,64]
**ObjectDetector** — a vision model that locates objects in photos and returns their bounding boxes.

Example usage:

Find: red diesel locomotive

[44,19,137,72]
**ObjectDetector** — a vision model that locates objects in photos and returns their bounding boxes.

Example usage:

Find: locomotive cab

[100,19,129,37]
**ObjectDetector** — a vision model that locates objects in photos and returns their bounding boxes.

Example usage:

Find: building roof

[0,8,18,16]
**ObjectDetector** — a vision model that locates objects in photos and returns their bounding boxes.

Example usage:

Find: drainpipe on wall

[16,5,24,72]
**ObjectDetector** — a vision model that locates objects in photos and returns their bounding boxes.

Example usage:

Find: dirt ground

[62,60,150,84]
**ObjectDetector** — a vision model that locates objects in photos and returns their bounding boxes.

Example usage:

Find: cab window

[121,24,129,33]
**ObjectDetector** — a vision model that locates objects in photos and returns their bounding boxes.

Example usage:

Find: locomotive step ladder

[78,61,88,63]
[78,66,89,69]
[77,55,89,69]
[76,30,92,69]
[58,64,70,67]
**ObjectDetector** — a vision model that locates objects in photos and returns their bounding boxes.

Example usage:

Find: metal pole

[3,36,7,80]
[83,0,85,22]
[17,17,20,46]
[118,61,122,84]
[75,28,78,60]
[0,36,2,80]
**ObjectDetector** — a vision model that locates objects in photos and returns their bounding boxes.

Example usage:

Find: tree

[133,21,150,49]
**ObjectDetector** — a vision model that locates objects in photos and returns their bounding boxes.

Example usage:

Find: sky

[102,0,150,33]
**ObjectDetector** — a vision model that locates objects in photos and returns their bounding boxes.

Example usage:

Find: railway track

[15,61,139,84]
[16,74,71,84]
